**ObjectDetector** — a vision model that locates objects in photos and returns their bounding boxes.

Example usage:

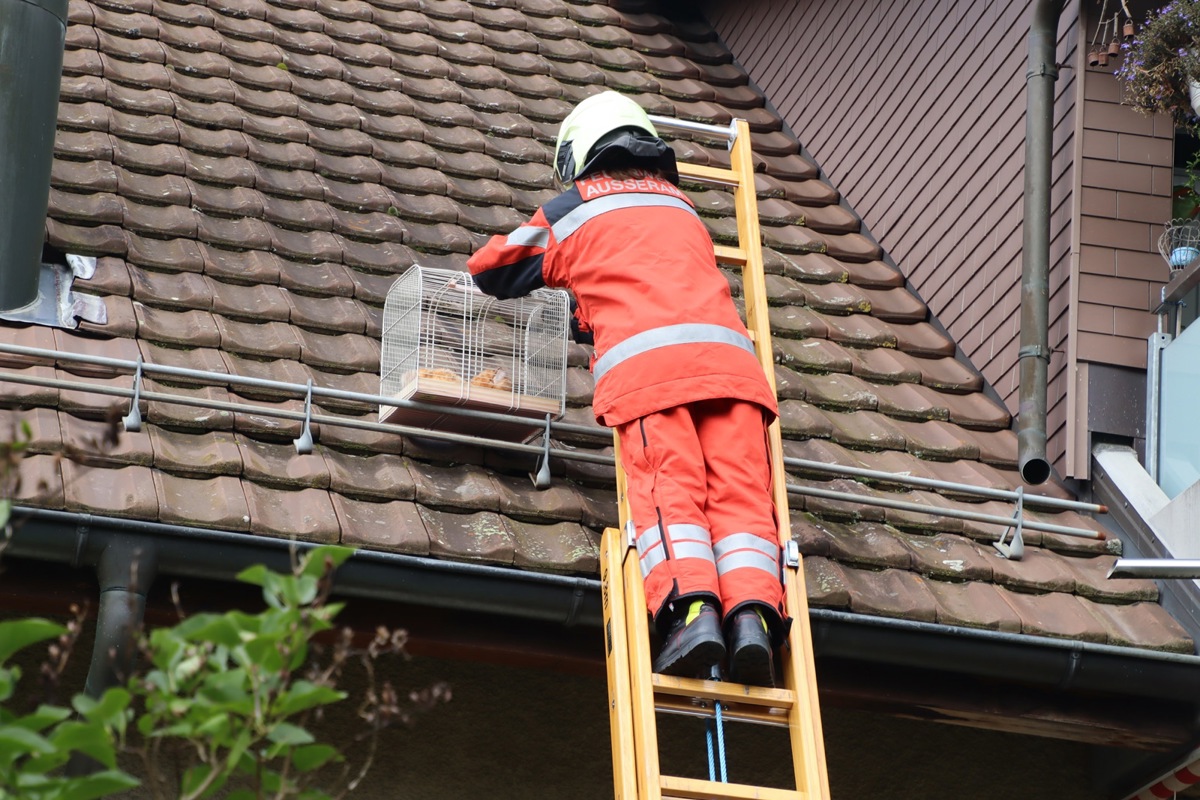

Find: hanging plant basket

[1116,3,1200,134]
[1158,219,1200,273]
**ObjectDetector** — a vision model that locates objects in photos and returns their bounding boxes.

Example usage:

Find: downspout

[0,0,67,311]
[1017,0,1066,486]
[83,536,157,697]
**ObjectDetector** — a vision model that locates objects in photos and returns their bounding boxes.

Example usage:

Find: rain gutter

[1016,0,1066,486]
[9,506,1200,705]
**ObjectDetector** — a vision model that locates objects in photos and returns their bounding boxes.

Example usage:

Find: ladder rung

[654,696,790,728]
[652,674,794,709]
[652,675,793,728]
[713,245,747,266]
[678,163,741,187]
[661,775,805,800]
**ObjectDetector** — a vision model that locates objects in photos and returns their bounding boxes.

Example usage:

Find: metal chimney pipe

[1016,0,1065,486]
[0,0,68,312]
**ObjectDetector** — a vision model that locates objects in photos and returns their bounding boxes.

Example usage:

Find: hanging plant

[1116,1,1200,134]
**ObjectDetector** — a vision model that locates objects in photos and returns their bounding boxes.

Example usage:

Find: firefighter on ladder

[467,91,787,687]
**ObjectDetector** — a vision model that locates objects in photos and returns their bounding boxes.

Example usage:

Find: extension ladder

[600,116,831,800]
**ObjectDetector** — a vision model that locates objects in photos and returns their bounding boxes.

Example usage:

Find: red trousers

[615,399,785,629]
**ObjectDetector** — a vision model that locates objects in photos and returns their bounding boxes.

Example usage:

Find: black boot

[653,600,725,678]
[727,606,775,688]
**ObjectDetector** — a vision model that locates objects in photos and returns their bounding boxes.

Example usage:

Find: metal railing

[0,341,1106,541]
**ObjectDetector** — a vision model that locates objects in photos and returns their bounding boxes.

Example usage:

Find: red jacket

[466,170,778,427]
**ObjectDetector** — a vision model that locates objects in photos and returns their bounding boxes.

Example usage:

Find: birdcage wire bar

[380,266,569,441]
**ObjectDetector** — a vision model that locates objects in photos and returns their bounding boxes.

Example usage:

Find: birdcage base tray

[380,375,560,442]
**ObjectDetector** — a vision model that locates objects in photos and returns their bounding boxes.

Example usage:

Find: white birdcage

[379,265,569,442]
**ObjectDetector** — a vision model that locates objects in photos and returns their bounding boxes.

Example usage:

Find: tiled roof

[1,0,1191,654]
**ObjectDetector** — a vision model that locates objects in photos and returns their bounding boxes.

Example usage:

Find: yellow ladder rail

[600,118,831,800]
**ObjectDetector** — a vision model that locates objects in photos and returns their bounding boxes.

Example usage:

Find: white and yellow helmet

[553,91,678,184]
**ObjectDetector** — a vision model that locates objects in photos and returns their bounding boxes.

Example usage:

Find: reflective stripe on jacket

[466,170,778,426]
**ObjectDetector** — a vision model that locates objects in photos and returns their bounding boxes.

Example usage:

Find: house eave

[9,504,1200,709]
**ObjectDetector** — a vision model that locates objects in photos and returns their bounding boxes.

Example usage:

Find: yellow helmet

[553,91,677,184]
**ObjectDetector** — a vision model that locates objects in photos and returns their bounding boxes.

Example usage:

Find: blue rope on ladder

[704,701,728,783]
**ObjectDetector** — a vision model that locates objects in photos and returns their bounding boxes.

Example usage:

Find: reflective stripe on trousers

[712,532,779,580]
[636,523,715,579]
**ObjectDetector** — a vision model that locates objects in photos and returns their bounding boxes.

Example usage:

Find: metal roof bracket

[122,358,143,432]
[530,413,552,490]
[293,379,314,454]
[994,486,1026,560]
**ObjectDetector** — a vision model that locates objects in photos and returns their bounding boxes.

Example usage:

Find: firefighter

[466,91,787,687]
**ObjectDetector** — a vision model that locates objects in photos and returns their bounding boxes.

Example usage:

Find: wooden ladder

[600,117,831,800]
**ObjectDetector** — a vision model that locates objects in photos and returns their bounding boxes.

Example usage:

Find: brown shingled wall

[1075,65,1171,368]
[704,0,1082,474]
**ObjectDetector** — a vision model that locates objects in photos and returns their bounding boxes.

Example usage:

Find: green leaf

[0,666,15,703]
[0,619,64,664]
[299,545,354,577]
[183,615,244,649]
[235,563,269,587]
[58,769,140,800]
[74,688,130,727]
[0,724,55,756]
[198,668,251,710]
[12,704,71,733]
[292,743,340,773]
[47,721,118,769]
[194,712,230,740]
[223,730,253,779]
[273,681,346,717]
[266,722,314,747]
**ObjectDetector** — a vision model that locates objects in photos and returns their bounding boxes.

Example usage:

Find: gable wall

[704,0,1082,475]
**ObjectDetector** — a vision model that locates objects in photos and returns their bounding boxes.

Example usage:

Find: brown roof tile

[1084,600,1193,653]
[901,532,996,582]
[51,155,118,194]
[927,581,1023,632]
[144,382,233,430]
[411,462,499,512]
[13,453,65,509]
[238,434,330,488]
[45,218,128,257]
[511,519,598,574]
[801,555,851,608]
[200,245,282,285]
[422,507,514,565]
[215,317,302,360]
[335,495,430,554]
[322,448,414,500]
[841,566,939,622]
[133,304,221,348]
[242,482,339,541]
[281,261,357,298]
[63,460,159,518]
[155,471,250,530]
[821,519,913,570]
[775,337,853,375]
[892,419,981,461]
[7,407,60,455]
[231,395,309,441]
[129,268,212,310]
[148,426,242,476]
[998,588,1109,643]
